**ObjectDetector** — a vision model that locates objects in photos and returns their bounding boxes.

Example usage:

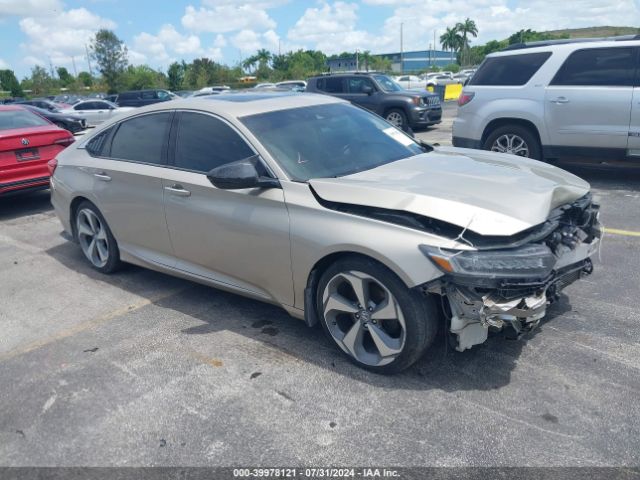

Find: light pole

[400,22,404,74]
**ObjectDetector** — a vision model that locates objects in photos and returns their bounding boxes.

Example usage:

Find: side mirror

[362,85,373,95]
[207,156,280,190]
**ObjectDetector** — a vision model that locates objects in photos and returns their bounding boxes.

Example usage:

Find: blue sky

[1,0,638,79]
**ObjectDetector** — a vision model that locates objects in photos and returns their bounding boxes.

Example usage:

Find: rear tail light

[47,158,58,176]
[458,92,475,107]
[54,136,75,147]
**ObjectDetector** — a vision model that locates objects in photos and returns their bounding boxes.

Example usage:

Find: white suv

[453,36,640,161]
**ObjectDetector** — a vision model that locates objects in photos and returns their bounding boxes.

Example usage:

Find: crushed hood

[309,147,590,236]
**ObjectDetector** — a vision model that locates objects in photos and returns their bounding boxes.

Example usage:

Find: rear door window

[469,52,552,86]
[173,112,254,173]
[109,112,172,164]
[317,77,346,93]
[85,127,114,157]
[550,47,637,87]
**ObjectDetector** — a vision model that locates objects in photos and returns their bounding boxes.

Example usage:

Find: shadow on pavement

[44,237,577,393]
[0,189,53,222]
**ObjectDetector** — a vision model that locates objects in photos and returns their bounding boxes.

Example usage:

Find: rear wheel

[75,201,122,273]
[316,256,438,374]
[483,125,541,160]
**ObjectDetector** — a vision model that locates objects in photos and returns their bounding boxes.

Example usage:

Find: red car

[0,105,75,196]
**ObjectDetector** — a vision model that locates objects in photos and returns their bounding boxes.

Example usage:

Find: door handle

[164,184,191,197]
[93,172,111,181]
[550,97,569,104]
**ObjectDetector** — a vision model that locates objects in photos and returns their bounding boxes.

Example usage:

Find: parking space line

[604,227,640,237]
[0,286,191,363]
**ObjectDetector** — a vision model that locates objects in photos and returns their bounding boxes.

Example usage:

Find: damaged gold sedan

[50,92,601,373]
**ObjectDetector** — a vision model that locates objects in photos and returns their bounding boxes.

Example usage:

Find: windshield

[373,74,403,92]
[240,103,423,181]
[0,110,50,130]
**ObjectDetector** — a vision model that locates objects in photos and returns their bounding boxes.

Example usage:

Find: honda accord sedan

[50,92,601,373]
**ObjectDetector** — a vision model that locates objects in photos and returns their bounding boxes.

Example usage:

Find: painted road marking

[604,228,640,238]
[0,286,191,363]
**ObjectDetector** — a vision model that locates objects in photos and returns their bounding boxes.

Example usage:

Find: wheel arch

[303,250,413,328]
[69,196,96,241]
[481,117,542,150]
[382,102,410,119]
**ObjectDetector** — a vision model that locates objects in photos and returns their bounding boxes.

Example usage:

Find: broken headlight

[420,244,556,279]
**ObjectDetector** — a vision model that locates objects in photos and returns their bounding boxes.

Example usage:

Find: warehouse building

[327,49,455,73]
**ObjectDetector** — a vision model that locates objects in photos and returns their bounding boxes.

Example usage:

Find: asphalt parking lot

[1,105,640,467]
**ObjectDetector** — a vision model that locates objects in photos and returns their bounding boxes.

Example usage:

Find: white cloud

[231,29,280,54]
[18,8,116,70]
[202,0,289,6]
[181,4,277,33]
[213,34,227,48]
[0,0,62,17]
[0,58,9,69]
[132,24,202,65]
[288,2,391,54]
[22,55,45,67]
[371,0,640,53]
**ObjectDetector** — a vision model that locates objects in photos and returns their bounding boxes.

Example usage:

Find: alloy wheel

[322,271,406,367]
[385,111,404,128]
[491,134,530,157]
[76,208,109,268]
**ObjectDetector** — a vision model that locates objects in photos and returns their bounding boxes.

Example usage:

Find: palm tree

[440,27,463,63]
[255,49,272,70]
[455,18,478,66]
[242,55,258,72]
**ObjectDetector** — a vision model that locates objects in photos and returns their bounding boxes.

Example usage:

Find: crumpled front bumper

[445,249,597,352]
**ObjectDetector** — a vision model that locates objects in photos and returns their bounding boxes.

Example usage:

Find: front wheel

[483,125,541,160]
[316,256,438,374]
[384,109,408,130]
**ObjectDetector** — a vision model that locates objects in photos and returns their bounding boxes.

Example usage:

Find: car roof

[489,38,640,57]
[0,105,23,111]
[123,92,346,118]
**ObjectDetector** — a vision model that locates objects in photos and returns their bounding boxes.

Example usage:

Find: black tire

[384,108,409,131]
[483,124,542,160]
[316,255,438,374]
[54,122,69,131]
[74,200,122,274]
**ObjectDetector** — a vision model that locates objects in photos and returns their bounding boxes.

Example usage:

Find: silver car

[50,92,601,373]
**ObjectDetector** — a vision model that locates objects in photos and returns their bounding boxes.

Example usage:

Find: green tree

[167,61,186,91]
[77,71,93,87]
[455,18,479,66]
[90,29,128,93]
[0,69,24,96]
[28,66,54,95]
[440,26,463,64]
[121,65,164,90]
[56,67,74,88]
